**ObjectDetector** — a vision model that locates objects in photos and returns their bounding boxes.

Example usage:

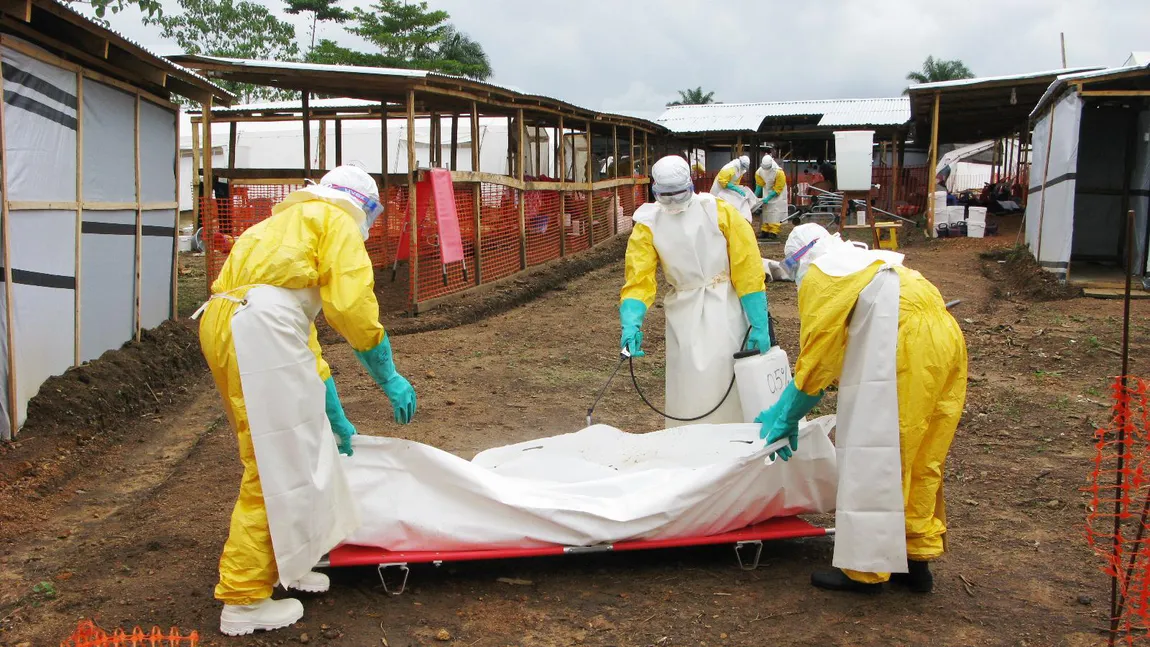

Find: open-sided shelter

[0,0,232,439]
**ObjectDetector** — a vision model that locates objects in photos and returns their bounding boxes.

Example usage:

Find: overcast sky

[86,0,1148,117]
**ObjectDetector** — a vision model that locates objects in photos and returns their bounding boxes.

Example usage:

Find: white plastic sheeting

[1,46,77,201]
[1025,90,1082,280]
[83,80,135,202]
[80,210,135,362]
[343,418,838,551]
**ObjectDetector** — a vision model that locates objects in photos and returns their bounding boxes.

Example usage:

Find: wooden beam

[30,6,109,59]
[227,121,237,170]
[380,103,389,266]
[450,113,459,171]
[301,91,311,175]
[134,92,142,342]
[0,0,31,22]
[406,89,418,311]
[558,115,566,257]
[430,111,440,167]
[106,45,166,88]
[1079,90,1150,97]
[517,108,527,270]
[586,121,594,247]
[190,109,201,234]
[927,91,940,235]
[202,97,213,295]
[170,94,179,322]
[74,75,83,364]
[0,54,17,438]
[470,102,482,284]
[335,119,343,166]
[317,119,327,170]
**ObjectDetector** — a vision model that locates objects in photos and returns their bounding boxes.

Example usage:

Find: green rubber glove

[323,376,356,456]
[353,335,417,424]
[765,189,779,203]
[754,185,764,199]
[726,182,747,197]
[619,298,647,357]
[739,291,772,352]
[756,382,824,461]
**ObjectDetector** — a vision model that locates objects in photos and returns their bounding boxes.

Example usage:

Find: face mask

[655,189,692,213]
[331,185,385,239]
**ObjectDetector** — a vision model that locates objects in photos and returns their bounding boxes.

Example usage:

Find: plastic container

[178,235,193,252]
[833,130,875,191]
[945,205,966,225]
[968,221,985,238]
[967,206,987,224]
[733,346,792,423]
[855,210,867,226]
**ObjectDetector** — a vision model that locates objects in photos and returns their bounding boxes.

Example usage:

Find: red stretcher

[319,516,833,594]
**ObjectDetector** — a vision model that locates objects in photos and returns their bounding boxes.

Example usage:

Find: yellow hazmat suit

[200,195,385,605]
[792,262,967,583]
[755,165,787,236]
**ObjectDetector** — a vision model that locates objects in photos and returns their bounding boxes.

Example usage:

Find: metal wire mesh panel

[564,190,591,254]
[592,188,613,244]
[413,182,480,302]
[525,189,562,268]
[479,182,522,283]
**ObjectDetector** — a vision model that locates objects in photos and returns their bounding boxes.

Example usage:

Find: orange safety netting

[200,181,646,312]
[1087,376,1150,643]
[61,620,198,647]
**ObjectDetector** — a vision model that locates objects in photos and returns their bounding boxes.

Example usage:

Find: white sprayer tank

[733,346,792,423]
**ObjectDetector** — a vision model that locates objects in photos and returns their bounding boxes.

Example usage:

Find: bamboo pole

[335,119,343,166]
[586,121,594,247]
[558,115,566,257]
[0,58,17,438]
[74,75,83,364]
[470,102,482,283]
[406,91,418,310]
[302,92,311,176]
[450,113,458,171]
[517,108,527,270]
[134,92,142,342]
[927,92,940,235]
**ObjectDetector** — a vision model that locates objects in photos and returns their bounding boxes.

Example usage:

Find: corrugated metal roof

[908,66,1103,92]
[1031,61,1150,118]
[656,98,909,134]
[203,98,380,114]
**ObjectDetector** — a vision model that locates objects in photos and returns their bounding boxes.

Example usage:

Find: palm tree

[904,56,974,93]
[437,26,492,81]
[667,87,716,106]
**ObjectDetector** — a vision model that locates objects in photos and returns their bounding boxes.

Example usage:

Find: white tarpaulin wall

[343,418,838,551]
[1025,90,1082,280]
[0,39,179,438]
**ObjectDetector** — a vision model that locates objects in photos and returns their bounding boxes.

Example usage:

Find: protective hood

[273,186,370,239]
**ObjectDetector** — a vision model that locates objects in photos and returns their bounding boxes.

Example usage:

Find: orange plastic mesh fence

[61,620,198,647]
[201,181,643,312]
[565,190,592,255]
[524,189,562,268]
[1086,376,1150,643]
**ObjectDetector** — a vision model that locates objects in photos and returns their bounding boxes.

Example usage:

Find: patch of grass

[1034,370,1063,380]
[1088,336,1102,350]
[1086,386,1103,397]
[1054,396,1070,411]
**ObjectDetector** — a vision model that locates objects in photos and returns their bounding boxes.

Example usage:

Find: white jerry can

[733,346,792,423]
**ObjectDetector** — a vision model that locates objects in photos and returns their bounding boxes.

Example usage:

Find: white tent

[1026,64,1150,281]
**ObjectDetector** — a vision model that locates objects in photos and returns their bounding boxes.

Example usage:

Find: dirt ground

[2,216,1148,647]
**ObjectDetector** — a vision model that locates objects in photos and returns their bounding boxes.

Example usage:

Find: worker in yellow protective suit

[196,166,417,635]
[620,155,770,427]
[755,155,787,240]
[757,223,966,594]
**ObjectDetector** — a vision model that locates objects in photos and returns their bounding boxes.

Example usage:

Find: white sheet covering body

[343,417,839,551]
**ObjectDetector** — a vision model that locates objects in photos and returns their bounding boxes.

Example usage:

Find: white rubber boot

[285,570,330,593]
[219,598,304,636]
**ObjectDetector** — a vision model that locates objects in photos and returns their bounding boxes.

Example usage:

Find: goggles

[330,184,385,224]
[783,238,820,277]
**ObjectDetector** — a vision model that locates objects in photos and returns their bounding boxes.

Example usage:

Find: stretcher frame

[318,516,834,595]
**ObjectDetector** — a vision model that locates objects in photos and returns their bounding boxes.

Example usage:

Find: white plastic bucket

[733,346,792,423]
[178,235,193,252]
[945,205,966,225]
[968,221,986,238]
[833,130,875,192]
[967,206,987,224]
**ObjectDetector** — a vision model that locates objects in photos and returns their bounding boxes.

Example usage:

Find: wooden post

[406,91,418,310]
[134,92,142,342]
[643,131,649,188]
[170,95,180,322]
[335,119,343,166]
[302,91,311,177]
[470,102,482,283]
[228,121,237,170]
[202,98,213,292]
[0,58,18,437]
[74,76,83,363]
[517,108,527,269]
[558,114,566,257]
[586,121,594,247]
[380,104,389,209]
[431,111,440,168]
[892,135,901,209]
[629,127,636,176]
[612,125,619,235]
[533,122,541,176]
[450,113,459,171]
[927,91,940,235]
[317,119,327,170]
[879,140,888,210]
[506,115,514,176]
[190,116,201,233]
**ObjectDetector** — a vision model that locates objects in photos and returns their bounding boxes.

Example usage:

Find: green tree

[284,0,352,53]
[904,56,975,91]
[667,87,716,106]
[351,0,449,62]
[66,0,162,20]
[146,0,300,103]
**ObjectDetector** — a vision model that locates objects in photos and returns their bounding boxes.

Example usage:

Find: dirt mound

[980,245,1082,301]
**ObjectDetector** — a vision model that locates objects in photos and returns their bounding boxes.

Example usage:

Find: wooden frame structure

[172,55,671,313]
[0,0,232,439]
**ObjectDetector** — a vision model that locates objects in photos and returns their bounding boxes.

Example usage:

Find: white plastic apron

[634,194,746,427]
[709,171,755,223]
[229,285,361,585]
[758,167,789,225]
[812,254,907,574]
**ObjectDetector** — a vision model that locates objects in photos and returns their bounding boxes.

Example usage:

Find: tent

[0,0,231,438]
[1026,60,1150,281]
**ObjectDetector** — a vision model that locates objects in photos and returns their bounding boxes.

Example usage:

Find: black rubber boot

[810,568,883,594]
[757,231,771,241]
[890,560,934,593]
